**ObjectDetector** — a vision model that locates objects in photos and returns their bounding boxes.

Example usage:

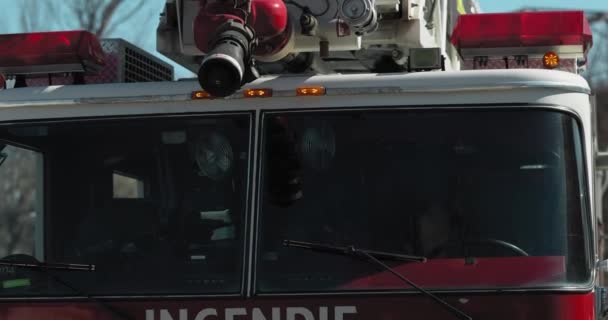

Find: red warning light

[0,31,106,76]
[451,11,593,54]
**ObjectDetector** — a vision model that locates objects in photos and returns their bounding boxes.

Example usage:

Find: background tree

[584,13,608,284]
[69,0,147,38]
[0,146,37,257]
[0,0,155,259]
[19,0,152,42]
[585,13,608,89]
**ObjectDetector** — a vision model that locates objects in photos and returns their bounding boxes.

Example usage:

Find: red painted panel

[0,292,595,320]
[342,256,566,289]
[194,0,289,56]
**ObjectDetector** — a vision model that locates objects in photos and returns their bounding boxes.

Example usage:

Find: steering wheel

[430,238,529,258]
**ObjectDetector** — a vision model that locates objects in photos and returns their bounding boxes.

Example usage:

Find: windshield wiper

[284,240,472,320]
[0,260,95,271]
[284,240,427,262]
[2,254,132,320]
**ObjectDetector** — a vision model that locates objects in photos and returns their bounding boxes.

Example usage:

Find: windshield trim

[243,111,257,295]
[252,285,595,297]
[0,112,256,298]
[257,102,583,117]
[253,105,594,295]
[0,111,255,126]
[0,106,594,298]
[0,293,244,301]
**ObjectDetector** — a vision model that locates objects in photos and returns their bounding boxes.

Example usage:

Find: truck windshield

[0,114,251,296]
[257,109,590,293]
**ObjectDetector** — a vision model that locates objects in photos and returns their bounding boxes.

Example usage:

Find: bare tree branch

[588,13,608,23]
[103,0,148,37]
[71,2,89,29]
[584,14,608,90]
[0,147,37,257]
[22,0,152,45]
[96,0,123,37]
[20,0,51,32]
[85,0,100,33]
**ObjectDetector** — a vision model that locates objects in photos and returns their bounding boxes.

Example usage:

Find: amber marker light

[543,52,560,69]
[244,88,273,98]
[296,86,326,96]
[191,90,213,99]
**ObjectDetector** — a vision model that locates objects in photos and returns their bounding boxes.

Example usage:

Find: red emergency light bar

[0,30,106,76]
[451,11,593,54]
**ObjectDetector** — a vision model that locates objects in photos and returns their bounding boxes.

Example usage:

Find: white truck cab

[0,2,605,320]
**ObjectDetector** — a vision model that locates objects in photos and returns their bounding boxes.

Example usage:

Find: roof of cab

[0,69,591,106]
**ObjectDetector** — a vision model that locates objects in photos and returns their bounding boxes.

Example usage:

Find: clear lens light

[342,0,367,19]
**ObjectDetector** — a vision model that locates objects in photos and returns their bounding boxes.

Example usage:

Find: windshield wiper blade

[3,255,132,320]
[0,260,95,272]
[284,240,472,320]
[283,240,427,262]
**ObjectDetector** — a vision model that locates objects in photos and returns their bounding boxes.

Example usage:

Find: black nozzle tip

[198,58,243,98]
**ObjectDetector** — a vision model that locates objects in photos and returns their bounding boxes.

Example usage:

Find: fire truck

[0,0,604,319]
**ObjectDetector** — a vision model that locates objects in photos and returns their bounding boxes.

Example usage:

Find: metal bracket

[405,0,422,20]
[596,286,608,319]
[597,152,608,171]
